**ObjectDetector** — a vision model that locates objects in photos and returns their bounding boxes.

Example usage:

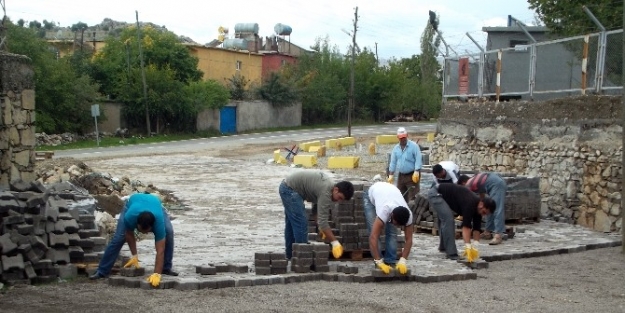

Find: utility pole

[621,0,624,254]
[136,11,151,136]
[347,6,358,137]
[374,42,379,65]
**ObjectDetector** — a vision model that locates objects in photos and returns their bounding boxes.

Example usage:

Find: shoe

[480,232,493,240]
[489,235,503,245]
[446,254,458,260]
[89,272,105,280]
[162,269,179,276]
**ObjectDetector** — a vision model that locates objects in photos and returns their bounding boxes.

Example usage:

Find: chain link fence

[443,29,623,100]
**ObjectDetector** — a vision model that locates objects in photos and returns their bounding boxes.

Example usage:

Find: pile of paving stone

[0,179,107,286]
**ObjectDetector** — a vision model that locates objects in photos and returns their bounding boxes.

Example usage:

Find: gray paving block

[199,265,217,275]
[270,267,288,275]
[124,277,141,288]
[337,273,354,282]
[32,259,53,270]
[175,278,200,291]
[291,265,310,273]
[77,239,95,249]
[17,224,34,235]
[255,259,271,267]
[458,259,489,269]
[9,230,29,245]
[199,279,218,289]
[67,233,81,246]
[255,266,271,275]
[215,277,236,289]
[32,275,57,285]
[63,219,80,234]
[353,274,375,283]
[0,233,18,254]
[140,278,176,289]
[47,248,70,265]
[45,205,59,222]
[0,199,21,215]
[57,264,78,280]
[83,252,100,263]
[283,274,301,284]
[229,263,248,273]
[108,276,126,286]
[77,229,100,239]
[91,237,107,246]
[68,246,84,261]
[2,254,25,271]
[322,273,338,281]
[268,275,285,285]
[48,233,70,248]
[254,252,271,260]
[270,259,288,267]
[312,264,330,272]
[269,252,286,260]
[252,276,270,285]
[214,263,229,272]
[24,261,37,279]
[120,267,146,277]
[235,278,254,287]
[372,268,395,278]
[292,243,313,252]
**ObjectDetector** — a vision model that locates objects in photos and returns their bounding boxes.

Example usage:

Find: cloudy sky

[9,0,538,59]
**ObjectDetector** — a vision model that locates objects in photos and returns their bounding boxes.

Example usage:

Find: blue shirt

[388,140,422,175]
[123,193,166,241]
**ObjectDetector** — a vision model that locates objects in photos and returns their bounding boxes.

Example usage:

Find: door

[219,106,237,134]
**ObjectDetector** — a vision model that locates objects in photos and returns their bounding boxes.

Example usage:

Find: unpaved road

[2,126,625,313]
[1,247,624,313]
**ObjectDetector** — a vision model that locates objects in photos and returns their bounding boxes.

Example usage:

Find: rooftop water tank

[274,23,292,36]
[223,38,248,50]
[234,23,259,34]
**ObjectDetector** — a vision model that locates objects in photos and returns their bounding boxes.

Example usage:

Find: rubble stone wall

[430,95,622,232]
[0,53,37,188]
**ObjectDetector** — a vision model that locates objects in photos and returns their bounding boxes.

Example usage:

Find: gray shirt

[285,170,335,230]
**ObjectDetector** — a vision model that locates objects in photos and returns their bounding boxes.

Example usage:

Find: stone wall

[0,53,36,188]
[430,95,622,232]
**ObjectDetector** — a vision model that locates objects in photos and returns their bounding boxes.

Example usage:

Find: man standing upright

[387,127,422,203]
[279,170,354,260]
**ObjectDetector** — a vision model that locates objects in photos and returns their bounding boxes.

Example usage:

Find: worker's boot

[489,234,503,245]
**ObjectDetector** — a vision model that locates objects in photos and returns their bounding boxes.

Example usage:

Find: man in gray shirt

[280,170,354,259]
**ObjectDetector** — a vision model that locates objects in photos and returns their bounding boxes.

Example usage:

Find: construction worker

[279,170,354,259]
[387,127,422,203]
[427,183,495,261]
[363,182,414,275]
[463,172,507,245]
[432,161,460,184]
[90,193,177,287]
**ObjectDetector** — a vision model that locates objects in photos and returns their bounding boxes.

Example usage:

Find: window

[281,59,287,66]
[236,60,242,71]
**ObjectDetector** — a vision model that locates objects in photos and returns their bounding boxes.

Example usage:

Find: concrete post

[0,52,36,188]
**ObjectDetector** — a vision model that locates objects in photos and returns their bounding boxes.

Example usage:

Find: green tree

[226,75,249,100]
[528,0,623,36]
[17,19,25,27]
[6,21,100,134]
[185,79,230,111]
[257,72,298,107]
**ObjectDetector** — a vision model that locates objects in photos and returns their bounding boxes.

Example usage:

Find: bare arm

[401,225,414,259]
[462,226,472,244]
[369,218,385,260]
[125,231,137,255]
[153,239,166,274]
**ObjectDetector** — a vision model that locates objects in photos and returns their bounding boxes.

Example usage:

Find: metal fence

[443,29,623,101]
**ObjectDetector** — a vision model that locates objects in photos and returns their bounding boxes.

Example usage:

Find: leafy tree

[42,20,55,30]
[6,21,100,134]
[227,75,249,100]
[528,0,623,36]
[17,19,25,27]
[257,72,298,107]
[185,80,230,111]
[28,20,41,29]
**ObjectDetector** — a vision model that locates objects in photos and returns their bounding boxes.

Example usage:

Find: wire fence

[443,29,623,101]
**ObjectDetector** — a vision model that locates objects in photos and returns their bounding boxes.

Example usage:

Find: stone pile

[0,179,107,285]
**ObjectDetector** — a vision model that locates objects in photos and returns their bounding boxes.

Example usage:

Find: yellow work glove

[395,257,408,275]
[412,171,420,184]
[147,273,161,287]
[330,240,343,259]
[461,242,480,263]
[318,229,326,241]
[124,254,140,269]
[374,259,392,274]
[387,175,394,184]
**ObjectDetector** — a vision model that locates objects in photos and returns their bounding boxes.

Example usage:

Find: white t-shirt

[438,161,460,184]
[367,182,413,226]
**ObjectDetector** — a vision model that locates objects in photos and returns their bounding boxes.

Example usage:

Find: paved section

[54,123,436,160]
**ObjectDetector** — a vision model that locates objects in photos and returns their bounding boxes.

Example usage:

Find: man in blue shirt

[387,127,423,202]
[90,193,176,287]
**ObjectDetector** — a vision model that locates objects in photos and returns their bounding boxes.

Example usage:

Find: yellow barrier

[337,137,356,146]
[293,154,318,168]
[273,149,282,163]
[325,139,340,149]
[427,132,436,142]
[310,146,326,157]
[301,140,321,152]
[327,156,360,169]
[375,135,398,144]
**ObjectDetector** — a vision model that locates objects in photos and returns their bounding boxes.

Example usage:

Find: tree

[528,0,623,36]
[257,72,298,107]
[6,21,100,134]
[71,22,89,51]
[17,19,25,27]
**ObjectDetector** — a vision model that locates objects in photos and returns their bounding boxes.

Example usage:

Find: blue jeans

[96,205,174,276]
[279,181,309,259]
[363,192,398,265]
[484,174,507,234]
[427,187,458,257]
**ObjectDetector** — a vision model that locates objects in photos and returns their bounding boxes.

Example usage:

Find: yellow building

[184,44,263,86]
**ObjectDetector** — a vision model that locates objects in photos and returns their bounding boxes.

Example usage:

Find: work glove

[318,230,326,241]
[124,254,140,269]
[374,259,392,274]
[147,273,161,287]
[412,171,420,184]
[461,242,480,263]
[387,175,394,184]
[395,257,408,275]
[330,240,343,259]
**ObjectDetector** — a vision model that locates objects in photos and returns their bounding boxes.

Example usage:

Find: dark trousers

[397,171,419,203]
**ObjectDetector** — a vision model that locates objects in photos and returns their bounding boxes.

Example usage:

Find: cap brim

[397,134,407,138]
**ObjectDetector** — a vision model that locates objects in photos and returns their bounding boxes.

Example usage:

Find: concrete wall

[430,95,622,232]
[85,102,123,134]
[186,45,263,86]
[0,53,37,187]
[197,100,302,133]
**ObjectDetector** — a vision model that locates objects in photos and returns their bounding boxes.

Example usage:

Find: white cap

[397,127,408,138]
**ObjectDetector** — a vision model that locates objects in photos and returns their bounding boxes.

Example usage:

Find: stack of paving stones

[290,243,332,273]
[0,179,106,286]
[254,251,288,275]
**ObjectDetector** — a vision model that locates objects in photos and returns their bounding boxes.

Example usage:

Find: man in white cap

[387,127,423,203]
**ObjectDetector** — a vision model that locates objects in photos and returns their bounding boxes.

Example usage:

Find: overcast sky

[9,0,538,59]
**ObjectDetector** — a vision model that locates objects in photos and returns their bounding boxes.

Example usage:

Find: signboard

[91,104,100,117]
[458,57,469,95]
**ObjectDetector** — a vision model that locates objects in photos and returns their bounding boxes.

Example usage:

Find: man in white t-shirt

[432,161,460,184]
[363,182,414,275]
